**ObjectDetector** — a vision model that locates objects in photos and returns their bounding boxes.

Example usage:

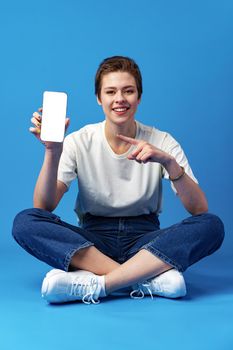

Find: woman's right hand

[29,107,70,150]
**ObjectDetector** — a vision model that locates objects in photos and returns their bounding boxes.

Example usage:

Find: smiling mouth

[112,107,130,112]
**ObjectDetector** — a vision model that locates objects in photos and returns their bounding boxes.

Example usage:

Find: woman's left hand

[117,134,171,165]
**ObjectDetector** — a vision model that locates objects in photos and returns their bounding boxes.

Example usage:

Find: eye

[124,89,135,94]
[106,90,115,95]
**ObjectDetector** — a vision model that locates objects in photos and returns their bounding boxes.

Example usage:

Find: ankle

[98,275,107,297]
[104,274,112,296]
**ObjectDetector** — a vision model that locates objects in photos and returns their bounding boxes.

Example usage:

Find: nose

[115,90,125,103]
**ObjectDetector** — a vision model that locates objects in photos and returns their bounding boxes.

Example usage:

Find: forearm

[117,134,208,215]
[34,147,62,211]
[163,157,208,215]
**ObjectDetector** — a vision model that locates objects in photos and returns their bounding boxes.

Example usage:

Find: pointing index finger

[117,134,140,145]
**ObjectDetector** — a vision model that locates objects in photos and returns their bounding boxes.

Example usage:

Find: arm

[117,134,208,216]
[33,146,67,211]
[30,109,70,211]
[162,157,208,215]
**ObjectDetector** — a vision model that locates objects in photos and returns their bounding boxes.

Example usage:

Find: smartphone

[40,91,67,142]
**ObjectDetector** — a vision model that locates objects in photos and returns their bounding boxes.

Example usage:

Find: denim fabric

[12,208,225,272]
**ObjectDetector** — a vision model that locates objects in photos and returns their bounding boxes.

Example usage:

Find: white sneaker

[41,269,105,304]
[130,269,187,299]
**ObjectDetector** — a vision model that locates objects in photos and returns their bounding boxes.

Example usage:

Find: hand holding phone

[40,91,67,142]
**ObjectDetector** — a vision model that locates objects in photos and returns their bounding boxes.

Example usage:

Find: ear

[97,95,102,105]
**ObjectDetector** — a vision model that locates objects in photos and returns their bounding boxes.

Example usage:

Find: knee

[201,212,225,249]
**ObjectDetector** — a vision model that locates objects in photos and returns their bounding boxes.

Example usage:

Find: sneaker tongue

[66,271,104,303]
[55,277,75,295]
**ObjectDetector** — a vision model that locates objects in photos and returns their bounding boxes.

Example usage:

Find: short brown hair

[95,56,143,100]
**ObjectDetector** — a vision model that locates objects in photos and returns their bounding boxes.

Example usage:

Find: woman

[12,56,224,304]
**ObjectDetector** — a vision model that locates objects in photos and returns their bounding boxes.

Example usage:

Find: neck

[105,119,137,154]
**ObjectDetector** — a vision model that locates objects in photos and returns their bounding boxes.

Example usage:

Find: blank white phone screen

[41,91,67,142]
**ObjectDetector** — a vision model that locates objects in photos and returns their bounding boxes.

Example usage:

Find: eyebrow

[103,85,136,90]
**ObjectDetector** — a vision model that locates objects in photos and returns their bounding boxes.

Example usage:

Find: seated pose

[12,56,224,304]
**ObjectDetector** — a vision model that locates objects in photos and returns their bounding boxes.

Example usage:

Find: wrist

[163,157,185,180]
[45,145,63,161]
[161,155,175,169]
[45,143,63,153]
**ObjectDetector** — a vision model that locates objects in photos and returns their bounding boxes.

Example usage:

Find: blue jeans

[12,208,224,272]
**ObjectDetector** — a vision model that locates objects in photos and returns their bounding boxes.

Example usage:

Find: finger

[127,155,143,164]
[33,111,42,119]
[127,141,147,159]
[140,151,154,163]
[117,134,140,145]
[131,143,146,157]
[29,127,41,135]
[31,116,41,127]
[136,149,148,161]
[127,154,136,160]
[38,107,43,113]
[128,149,141,159]
[127,150,152,163]
[127,155,149,164]
[32,112,42,123]
[135,145,152,160]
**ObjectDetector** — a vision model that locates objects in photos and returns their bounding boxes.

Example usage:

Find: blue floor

[1,240,233,350]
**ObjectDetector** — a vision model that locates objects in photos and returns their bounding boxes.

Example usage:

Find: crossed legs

[70,245,171,295]
[13,209,224,303]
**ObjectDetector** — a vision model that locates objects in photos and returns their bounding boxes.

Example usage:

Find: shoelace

[70,277,100,305]
[130,281,154,300]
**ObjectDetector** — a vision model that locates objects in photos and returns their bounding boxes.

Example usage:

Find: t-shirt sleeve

[160,132,198,194]
[57,134,78,190]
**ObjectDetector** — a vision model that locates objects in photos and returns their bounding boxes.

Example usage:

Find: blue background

[1,0,232,349]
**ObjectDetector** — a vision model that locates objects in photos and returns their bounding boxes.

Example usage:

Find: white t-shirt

[58,120,198,220]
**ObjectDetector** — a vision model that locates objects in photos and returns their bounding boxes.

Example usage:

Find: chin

[107,113,135,125]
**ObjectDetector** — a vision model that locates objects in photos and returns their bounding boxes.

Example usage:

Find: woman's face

[97,71,141,126]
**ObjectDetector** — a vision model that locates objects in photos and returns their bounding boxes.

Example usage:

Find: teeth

[114,108,128,112]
